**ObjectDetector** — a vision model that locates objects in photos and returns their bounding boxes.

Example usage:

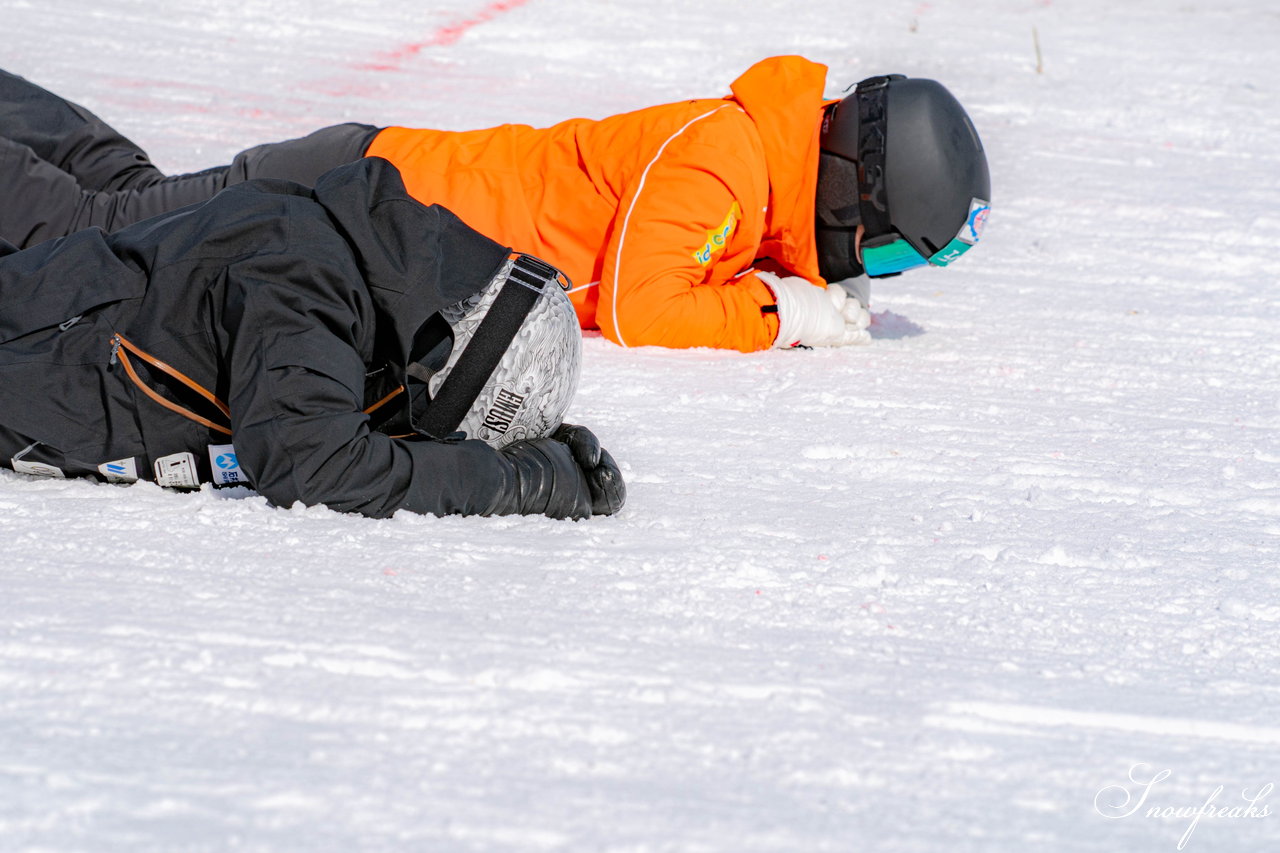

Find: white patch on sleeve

[153,452,199,490]
[12,458,66,479]
[97,457,139,484]
[11,443,65,479]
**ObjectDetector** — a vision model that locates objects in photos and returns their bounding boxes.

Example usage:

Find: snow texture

[3,0,1279,850]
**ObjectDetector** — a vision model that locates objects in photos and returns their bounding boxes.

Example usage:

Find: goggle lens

[861,235,930,277]
[860,217,986,278]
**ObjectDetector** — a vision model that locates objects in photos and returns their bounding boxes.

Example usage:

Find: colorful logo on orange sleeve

[692,202,742,266]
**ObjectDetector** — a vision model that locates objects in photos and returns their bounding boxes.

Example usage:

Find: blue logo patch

[207,443,245,485]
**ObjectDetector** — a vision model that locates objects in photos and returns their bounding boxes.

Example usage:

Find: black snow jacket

[0,158,529,517]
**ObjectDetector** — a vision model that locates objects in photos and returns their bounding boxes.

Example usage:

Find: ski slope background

[3,0,1279,850]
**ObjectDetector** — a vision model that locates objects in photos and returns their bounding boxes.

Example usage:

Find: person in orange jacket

[1,57,990,353]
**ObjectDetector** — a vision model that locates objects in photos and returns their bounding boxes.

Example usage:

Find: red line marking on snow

[355,0,532,71]
[96,2,532,123]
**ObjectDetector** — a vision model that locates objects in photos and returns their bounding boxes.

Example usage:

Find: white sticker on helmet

[957,198,990,246]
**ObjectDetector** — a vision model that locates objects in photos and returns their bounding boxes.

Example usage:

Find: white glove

[760,271,871,348]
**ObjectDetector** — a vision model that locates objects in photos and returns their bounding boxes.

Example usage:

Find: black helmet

[815,74,991,281]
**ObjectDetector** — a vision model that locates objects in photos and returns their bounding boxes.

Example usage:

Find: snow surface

[3,0,1280,850]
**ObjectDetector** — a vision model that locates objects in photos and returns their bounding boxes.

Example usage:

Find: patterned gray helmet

[422,254,581,448]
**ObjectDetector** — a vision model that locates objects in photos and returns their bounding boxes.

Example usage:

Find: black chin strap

[415,253,566,440]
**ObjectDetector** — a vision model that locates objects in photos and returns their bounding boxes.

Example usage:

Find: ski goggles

[860,197,991,278]
[861,232,967,277]
[860,233,932,278]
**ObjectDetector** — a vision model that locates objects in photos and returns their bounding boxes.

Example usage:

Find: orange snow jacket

[366,55,829,352]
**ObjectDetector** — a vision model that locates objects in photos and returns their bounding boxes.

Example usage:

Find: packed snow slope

[3,1,1279,850]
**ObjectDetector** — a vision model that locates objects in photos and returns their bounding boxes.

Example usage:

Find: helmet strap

[415,254,564,440]
[853,75,903,248]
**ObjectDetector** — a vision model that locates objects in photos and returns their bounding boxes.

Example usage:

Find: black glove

[552,423,626,516]
[490,424,626,519]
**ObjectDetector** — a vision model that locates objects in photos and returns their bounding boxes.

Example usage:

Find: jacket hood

[730,56,829,283]
[310,159,510,375]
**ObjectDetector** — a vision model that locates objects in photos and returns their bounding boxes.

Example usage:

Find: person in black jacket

[0,157,625,520]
